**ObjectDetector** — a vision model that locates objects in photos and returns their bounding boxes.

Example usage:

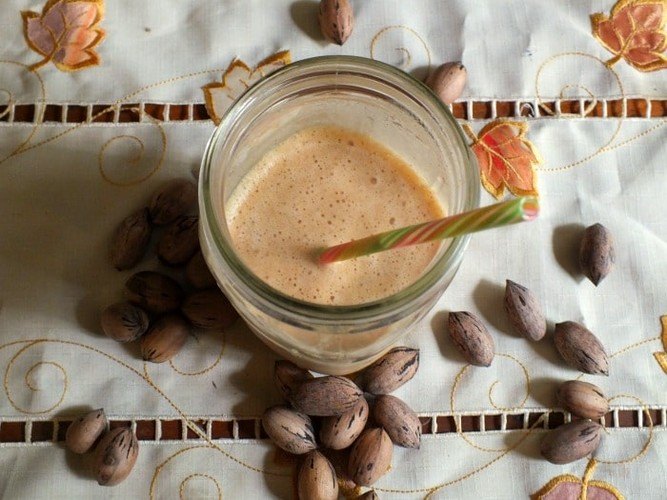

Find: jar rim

[199,55,480,323]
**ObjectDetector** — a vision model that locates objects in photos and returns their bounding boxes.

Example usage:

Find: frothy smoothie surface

[227,126,444,305]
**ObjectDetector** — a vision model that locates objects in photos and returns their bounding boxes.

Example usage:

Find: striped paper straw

[318,196,539,264]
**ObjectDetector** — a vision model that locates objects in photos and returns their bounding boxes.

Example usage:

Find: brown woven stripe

[1,99,665,124]
[0,409,661,444]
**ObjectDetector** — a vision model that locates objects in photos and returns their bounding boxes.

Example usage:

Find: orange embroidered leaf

[203,51,291,125]
[652,315,667,373]
[22,0,105,72]
[532,474,624,500]
[591,0,667,72]
[469,120,541,199]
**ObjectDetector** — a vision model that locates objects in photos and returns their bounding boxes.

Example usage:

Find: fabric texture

[0,0,665,498]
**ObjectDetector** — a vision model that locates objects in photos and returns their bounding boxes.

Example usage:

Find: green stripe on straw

[318,196,539,264]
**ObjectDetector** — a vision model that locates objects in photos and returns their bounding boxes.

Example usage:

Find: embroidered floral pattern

[652,315,667,373]
[532,459,624,500]
[21,0,105,72]
[0,3,664,497]
[591,0,667,72]
[202,51,291,125]
[464,120,541,199]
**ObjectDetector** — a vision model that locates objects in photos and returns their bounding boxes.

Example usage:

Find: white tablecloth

[1,1,665,498]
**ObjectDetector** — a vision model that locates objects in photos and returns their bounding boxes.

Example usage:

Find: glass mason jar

[199,56,479,375]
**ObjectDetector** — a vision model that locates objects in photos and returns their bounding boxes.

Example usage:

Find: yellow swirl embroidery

[150,445,225,500]
[534,52,666,173]
[450,353,531,453]
[370,25,432,81]
[4,342,68,415]
[0,338,289,477]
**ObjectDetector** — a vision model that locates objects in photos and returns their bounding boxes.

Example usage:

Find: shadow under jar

[199,56,479,375]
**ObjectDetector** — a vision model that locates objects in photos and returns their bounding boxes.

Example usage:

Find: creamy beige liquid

[227,126,444,305]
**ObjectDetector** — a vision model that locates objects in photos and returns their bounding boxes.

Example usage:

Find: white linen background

[0,0,665,498]
[0,0,665,102]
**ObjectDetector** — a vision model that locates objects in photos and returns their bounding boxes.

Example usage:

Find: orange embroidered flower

[203,51,291,125]
[467,120,541,199]
[653,315,667,373]
[532,460,624,500]
[22,0,105,72]
[591,0,667,72]
[533,475,623,500]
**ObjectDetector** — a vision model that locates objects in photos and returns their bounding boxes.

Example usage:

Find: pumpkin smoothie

[227,127,443,305]
[227,126,444,306]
